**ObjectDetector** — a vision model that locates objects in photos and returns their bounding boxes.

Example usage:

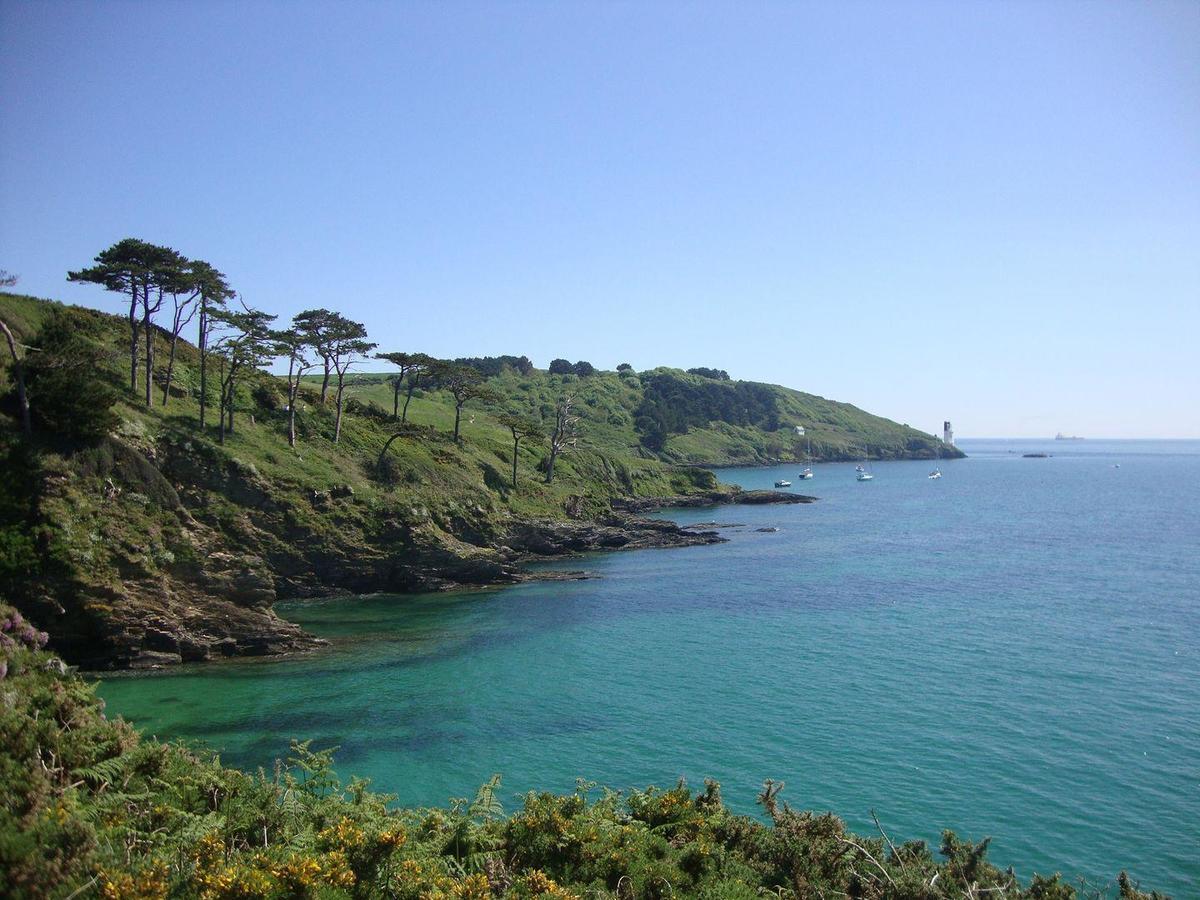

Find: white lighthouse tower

[943,420,954,447]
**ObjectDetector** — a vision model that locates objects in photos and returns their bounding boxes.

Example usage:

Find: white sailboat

[856,450,874,481]
[799,435,814,480]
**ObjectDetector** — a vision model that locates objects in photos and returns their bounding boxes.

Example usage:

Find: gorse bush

[0,603,1167,899]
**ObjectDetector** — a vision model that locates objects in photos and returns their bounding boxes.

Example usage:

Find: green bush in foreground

[0,605,1166,899]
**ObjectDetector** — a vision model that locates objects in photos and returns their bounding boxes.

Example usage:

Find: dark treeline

[548,358,596,377]
[453,354,534,377]
[635,371,780,450]
[686,366,730,380]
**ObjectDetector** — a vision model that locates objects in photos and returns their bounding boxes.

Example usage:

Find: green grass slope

[331,365,958,470]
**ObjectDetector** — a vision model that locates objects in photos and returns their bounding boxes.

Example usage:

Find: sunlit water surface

[98,439,1200,893]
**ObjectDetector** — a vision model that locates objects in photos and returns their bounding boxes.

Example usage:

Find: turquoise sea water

[97,439,1199,894]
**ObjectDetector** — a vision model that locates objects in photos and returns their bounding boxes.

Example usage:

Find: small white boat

[774,479,792,488]
[928,469,941,479]
[856,450,873,481]
[799,467,813,480]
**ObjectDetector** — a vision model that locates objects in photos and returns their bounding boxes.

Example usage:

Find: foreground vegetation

[0,606,1164,899]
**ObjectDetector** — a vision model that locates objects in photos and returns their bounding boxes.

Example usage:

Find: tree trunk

[143,287,154,407]
[453,403,463,443]
[320,360,331,404]
[198,307,208,428]
[402,373,419,423]
[0,319,30,435]
[392,379,400,419]
[162,334,178,405]
[378,432,404,466]
[128,286,140,395]
[545,448,557,484]
[511,435,520,488]
[287,361,298,448]
[288,389,297,448]
[333,376,345,443]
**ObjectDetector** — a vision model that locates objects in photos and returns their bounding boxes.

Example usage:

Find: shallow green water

[98,439,1200,894]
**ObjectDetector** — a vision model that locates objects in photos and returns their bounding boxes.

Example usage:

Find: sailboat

[856,450,874,481]
[799,435,814,480]
[929,448,942,479]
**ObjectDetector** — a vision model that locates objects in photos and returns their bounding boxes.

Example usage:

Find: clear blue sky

[2,1,1197,438]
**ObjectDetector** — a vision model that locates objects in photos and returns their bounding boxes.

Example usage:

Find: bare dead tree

[544,395,579,484]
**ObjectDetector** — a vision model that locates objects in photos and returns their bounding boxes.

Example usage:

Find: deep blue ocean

[97,439,1200,894]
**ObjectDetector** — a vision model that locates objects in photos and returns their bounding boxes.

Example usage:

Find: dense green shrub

[636,372,780,448]
[685,367,730,381]
[0,445,40,582]
[21,308,120,441]
[454,355,535,377]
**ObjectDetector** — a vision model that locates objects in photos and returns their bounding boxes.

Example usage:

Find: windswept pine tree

[189,261,236,429]
[210,306,276,444]
[274,321,317,448]
[497,413,544,488]
[375,351,434,421]
[435,363,498,444]
[68,239,188,407]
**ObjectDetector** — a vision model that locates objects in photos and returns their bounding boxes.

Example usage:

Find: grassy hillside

[0,611,1159,900]
[331,366,957,468]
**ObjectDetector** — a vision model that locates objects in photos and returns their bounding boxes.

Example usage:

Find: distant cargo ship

[1055,433,1084,441]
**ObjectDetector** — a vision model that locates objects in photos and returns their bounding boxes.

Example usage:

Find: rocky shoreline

[71,489,810,672]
